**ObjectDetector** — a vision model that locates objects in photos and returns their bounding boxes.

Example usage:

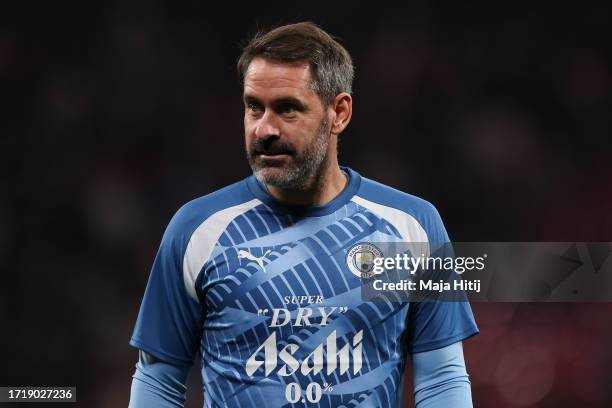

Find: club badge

[346,243,383,279]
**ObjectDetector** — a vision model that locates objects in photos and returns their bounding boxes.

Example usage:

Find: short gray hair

[237,21,354,105]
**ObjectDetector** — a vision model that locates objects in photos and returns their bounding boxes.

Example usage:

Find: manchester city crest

[346,243,383,278]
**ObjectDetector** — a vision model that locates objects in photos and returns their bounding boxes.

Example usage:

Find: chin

[254,166,284,181]
[254,166,304,189]
[255,165,285,177]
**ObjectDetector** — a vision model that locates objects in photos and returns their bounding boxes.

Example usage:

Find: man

[129,22,478,407]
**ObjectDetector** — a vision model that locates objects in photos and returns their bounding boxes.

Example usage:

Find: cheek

[295,121,320,144]
[243,118,255,140]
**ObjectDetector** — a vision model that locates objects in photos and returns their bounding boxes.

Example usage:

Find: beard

[246,116,330,190]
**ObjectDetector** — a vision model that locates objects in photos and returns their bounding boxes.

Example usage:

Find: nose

[254,111,281,139]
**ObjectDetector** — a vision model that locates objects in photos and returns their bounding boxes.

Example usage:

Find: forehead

[243,58,315,99]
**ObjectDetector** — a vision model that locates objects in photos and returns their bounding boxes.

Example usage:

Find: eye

[247,102,262,112]
[278,103,298,115]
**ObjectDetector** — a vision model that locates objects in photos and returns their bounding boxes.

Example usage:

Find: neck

[266,161,348,206]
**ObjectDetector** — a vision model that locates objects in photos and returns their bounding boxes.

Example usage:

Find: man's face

[243,58,331,190]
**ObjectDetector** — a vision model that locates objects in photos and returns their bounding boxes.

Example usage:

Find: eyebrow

[243,95,307,111]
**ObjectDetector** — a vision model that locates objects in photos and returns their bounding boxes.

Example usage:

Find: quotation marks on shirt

[258,306,349,316]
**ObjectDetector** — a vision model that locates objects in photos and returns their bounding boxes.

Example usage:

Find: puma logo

[238,249,272,272]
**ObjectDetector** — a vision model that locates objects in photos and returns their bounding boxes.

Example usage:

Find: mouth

[255,153,292,166]
[258,153,290,159]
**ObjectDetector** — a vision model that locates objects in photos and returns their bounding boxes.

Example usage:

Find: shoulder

[162,178,257,246]
[356,176,439,219]
[353,175,449,242]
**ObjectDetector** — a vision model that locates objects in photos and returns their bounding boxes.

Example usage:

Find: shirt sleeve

[406,204,479,353]
[412,341,473,407]
[130,209,203,366]
[129,351,191,408]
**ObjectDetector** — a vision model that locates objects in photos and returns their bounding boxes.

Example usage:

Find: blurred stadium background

[1,1,611,407]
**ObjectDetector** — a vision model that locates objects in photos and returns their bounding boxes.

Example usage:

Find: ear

[329,92,352,136]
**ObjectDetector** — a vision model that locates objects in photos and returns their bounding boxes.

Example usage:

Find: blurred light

[495,345,556,406]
